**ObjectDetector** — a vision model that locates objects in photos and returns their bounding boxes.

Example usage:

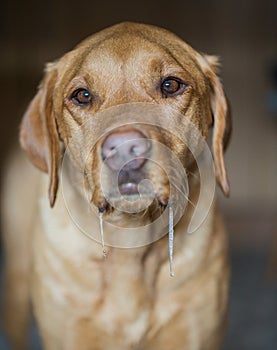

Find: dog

[2,22,231,350]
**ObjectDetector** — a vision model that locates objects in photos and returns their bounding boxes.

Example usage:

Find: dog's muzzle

[101,128,152,196]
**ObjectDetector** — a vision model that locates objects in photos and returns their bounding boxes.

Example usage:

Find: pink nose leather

[101,130,151,171]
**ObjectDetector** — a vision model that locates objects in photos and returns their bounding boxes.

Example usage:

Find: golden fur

[2,22,231,349]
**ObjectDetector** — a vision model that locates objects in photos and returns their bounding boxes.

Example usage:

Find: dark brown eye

[161,78,186,97]
[71,88,92,106]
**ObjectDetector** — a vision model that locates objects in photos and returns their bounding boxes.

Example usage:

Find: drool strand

[98,210,107,258]
[168,204,174,277]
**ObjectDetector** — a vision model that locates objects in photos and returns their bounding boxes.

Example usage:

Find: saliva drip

[98,210,107,258]
[168,204,175,277]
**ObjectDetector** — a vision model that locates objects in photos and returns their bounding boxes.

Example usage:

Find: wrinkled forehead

[56,26,207,95]
[81,35,192,80]
[78,24,197,62]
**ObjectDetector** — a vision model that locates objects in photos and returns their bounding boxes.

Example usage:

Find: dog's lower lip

[119,182,139,195]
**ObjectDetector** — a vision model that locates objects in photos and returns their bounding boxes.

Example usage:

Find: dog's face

[20,22,231,218]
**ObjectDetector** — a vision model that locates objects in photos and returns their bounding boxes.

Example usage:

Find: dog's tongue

[119,182,138,195]
[117,169,143,195]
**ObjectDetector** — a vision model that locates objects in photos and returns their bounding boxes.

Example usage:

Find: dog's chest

[88,271,152,345]
[35,241,156,347]
[34,188,156,346]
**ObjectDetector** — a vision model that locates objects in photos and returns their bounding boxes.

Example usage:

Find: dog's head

[20,22,231,218]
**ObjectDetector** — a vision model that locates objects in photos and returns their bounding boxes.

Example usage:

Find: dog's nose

[101,130,151,171]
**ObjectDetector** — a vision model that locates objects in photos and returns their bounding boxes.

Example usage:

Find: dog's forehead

[72,23,200,74]
[56,23,208,96]
[78,22,193,55]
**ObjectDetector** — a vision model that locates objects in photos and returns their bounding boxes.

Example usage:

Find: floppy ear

[197,54,232,196]
[20,63,60,207]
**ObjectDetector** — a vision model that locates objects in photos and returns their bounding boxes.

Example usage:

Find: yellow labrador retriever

[2,22,231,350]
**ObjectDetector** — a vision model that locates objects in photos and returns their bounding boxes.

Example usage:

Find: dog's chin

[106,183,156,214]
[108,194,154,214]
[95,180,168,222]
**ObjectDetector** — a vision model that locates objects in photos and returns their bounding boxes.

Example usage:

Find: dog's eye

[71,88,92,106]
[161,78,186,97]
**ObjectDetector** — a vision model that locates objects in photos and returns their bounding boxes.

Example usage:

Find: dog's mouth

[101,166,163,214]
[90,151,171,215]
[118,169,141,195]
[117,169,155,197]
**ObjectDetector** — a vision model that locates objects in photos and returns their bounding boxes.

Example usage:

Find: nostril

[103,146,116,160]
[130,145,140,157]
[130,142,148,157]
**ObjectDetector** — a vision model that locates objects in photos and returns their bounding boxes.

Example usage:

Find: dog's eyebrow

[131,31,197,81]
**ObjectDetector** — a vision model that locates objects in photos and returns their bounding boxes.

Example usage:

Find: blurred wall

[1,0,277,212]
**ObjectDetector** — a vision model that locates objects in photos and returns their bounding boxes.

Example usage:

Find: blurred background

[0,0,277,348]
